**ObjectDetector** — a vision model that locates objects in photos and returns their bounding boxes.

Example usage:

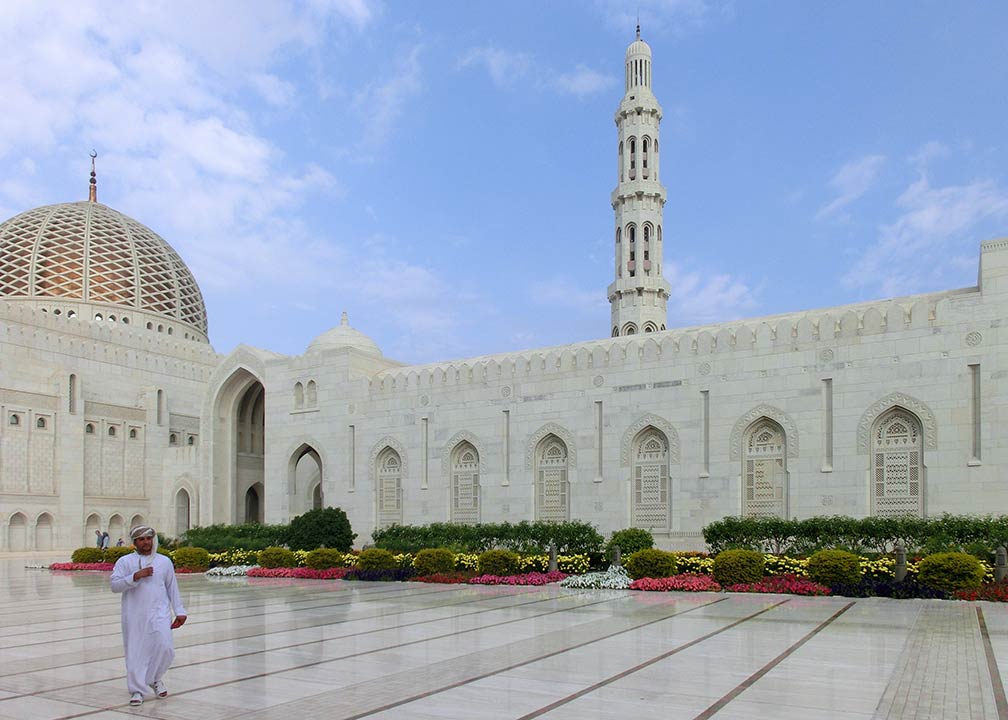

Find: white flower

[559,565,631,590]
[206,564,258,577]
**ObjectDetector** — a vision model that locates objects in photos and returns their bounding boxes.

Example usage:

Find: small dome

[307,312,382,356]
[0,200,208,337]
[626,26,652,58]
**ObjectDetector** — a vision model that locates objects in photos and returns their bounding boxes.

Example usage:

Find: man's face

[133,535,154,555]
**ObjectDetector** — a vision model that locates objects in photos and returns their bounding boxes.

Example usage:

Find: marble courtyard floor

[2,558,1007,720]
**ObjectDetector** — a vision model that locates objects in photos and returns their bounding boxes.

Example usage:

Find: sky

[1,1,1006,364]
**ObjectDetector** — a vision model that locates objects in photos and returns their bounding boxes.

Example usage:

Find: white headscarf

[129,525,158,554]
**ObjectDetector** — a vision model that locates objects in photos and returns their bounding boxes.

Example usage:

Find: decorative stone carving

[857,392,937,454]
[592,375,604,387]
[819,348,834,362]
[620,414,680,466]
[729,405,799,460]
[368,436,407,481]
[524,422,577,470]
[440,430,487,475]
[698,362,711,376]
[419,395,430,406]
[500,386,512,398]
[966,331,982,347]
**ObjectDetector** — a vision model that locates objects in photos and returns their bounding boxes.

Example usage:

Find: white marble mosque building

[1,31,1007,552]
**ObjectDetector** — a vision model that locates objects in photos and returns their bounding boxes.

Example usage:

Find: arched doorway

[35,513,54,551]
[176,489,191,536]
[84,513,101,546]
[871,407,925,518]
[210,366,266,524]
[8,513,27,551]
[245,483,263,524]
[289,444,323,517]
[108,514,125,544]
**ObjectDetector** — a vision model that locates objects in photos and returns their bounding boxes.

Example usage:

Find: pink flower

[629,574,722,592]
[468,571,567,586]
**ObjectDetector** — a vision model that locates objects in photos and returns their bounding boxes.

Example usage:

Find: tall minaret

[607,26,670,336]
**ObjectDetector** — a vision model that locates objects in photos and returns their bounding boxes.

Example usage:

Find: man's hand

[170,615,187,629]
[133,566,154,581]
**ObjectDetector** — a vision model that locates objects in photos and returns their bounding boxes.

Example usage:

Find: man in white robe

[110,526,187,706]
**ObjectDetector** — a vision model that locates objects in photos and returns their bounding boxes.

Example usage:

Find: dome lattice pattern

[0,202,207,334]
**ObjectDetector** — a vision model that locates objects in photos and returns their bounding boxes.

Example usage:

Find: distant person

[101,531,110,550]
[116,537,124,547]
[95,529,103,548]
[110,525,187,706]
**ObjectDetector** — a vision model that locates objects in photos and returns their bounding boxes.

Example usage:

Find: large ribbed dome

[0,201,207,337]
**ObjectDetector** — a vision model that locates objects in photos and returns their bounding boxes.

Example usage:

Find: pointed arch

[741,418,789,518]
[175,487,192,536]
[729,405,799,460]
[525,423,577,470]
[373,442,404,529]
[870,408,926,518]
[534,434,570,522]
[288,440,326,517]
[84,512,102,545]
[857,392,937,453]
[441,430,487,475]
[629,427,671,530]
[34,512,54,551]
[7,512,28,551]
[449,441,480,524]
[621,414,680,466]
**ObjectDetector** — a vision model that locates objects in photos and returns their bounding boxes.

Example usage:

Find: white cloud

[665,263,757,324]
[459,47,532,86]
[595,0,728,35]
[352,44,423,147]
[816,154,886,220]
[250,73,297,106]
[843,174,1008,296]
[554,66,616,97]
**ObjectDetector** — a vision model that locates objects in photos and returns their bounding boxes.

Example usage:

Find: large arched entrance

[288,444,323,517]
[210,367,266,523]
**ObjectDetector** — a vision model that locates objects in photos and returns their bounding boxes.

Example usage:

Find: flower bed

[559,565,631,590]
[956,581,1008,602]
[246,566,351,579]
[468,571,567,586]
[725,574,831,596]
[630,574,722,592]
[413,572,474,584]
[49,562,114,571]
[206,565,257,577]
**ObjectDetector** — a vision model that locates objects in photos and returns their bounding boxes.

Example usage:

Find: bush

[305,548,346,569]
[478,549,520,576]
[72,547,104,563]
[830,577,949,600]
[413,548,456,576]
[605,528,654,558]
[182,523,288,552]
[806,549,862,587]
[103,546,134,564]
[712,549,765,586]
[358,548,398,571]
[282,507,356,552]
[371,521,604,555]
[624,549,677,580]
[257,546,297,569]
[172,547,210,571]
[916,552,985,593]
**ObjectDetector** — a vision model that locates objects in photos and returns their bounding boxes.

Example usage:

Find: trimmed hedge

[257,546,297,569]
[305,549,347,569]
[806,549,862,587]
[182,523,288,552]
[605,529,654,558]
[703,514,1008,555]
[284,508,356,552]
[372,521,604,555]
[358,548,398,571]
[478,550,520,576]
[916,552,986,593]
[173,547,210,570]
[624,549,677,580]
[72,547,104,563]
[104,546,134,564]
[712,549,765,586]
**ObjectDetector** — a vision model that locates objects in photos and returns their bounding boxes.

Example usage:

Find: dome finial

[88,150,97,203]
[636,9,640,39]
[341,311,349,326]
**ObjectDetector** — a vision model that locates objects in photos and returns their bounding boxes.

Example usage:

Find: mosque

[1,31,1006,552]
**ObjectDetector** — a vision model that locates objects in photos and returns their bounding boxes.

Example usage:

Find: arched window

[622,322,638,335]
[612,326,619,337]
[9,414,19,426]
[632,428,670,530]
[615,227,622,277]
[294,382,304,409]
[535,435,569,522]
[156,389,165,426]
[643,224,651,274]
[628,224,636,277]
[451,442,480,524]
[146,322,153,330]
[69,374,77,414]
[187,435,195,446]
[742,419,787,518]
[871,408,924,518]
[306,380,317,407]
[94,313,103,321]
[85,423,95,434]
[628,137,637,180]
[129,428,137,439]
[376,447,402,528]
[642,137,650,179]
[619,140,624,182]
[36,417,46,429]
[175,488,191,535]
[108,425,116,438]
[169,433,178,446]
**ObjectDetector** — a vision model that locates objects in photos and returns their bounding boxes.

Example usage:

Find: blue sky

[1,1,1006,364]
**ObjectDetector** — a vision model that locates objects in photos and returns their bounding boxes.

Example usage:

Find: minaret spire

[607,28,670,337]
[88,150,97,203]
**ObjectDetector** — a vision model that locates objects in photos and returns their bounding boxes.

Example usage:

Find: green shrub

[372,521,604,555]
[806,549,861,587]
[477,549,520,576]
[624,549,677,580]
[172,547,210,570]
[182,523,288,552]
[916,552,985,593]
[305,548,346,569]
[413,548,456,576]
[358,548,398,571]
[712,549,765,586]
[103,546,134,564]
[72,547,104,563]
[605,528,654,559]
[282,507,356,552]
[257,546,297,569]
